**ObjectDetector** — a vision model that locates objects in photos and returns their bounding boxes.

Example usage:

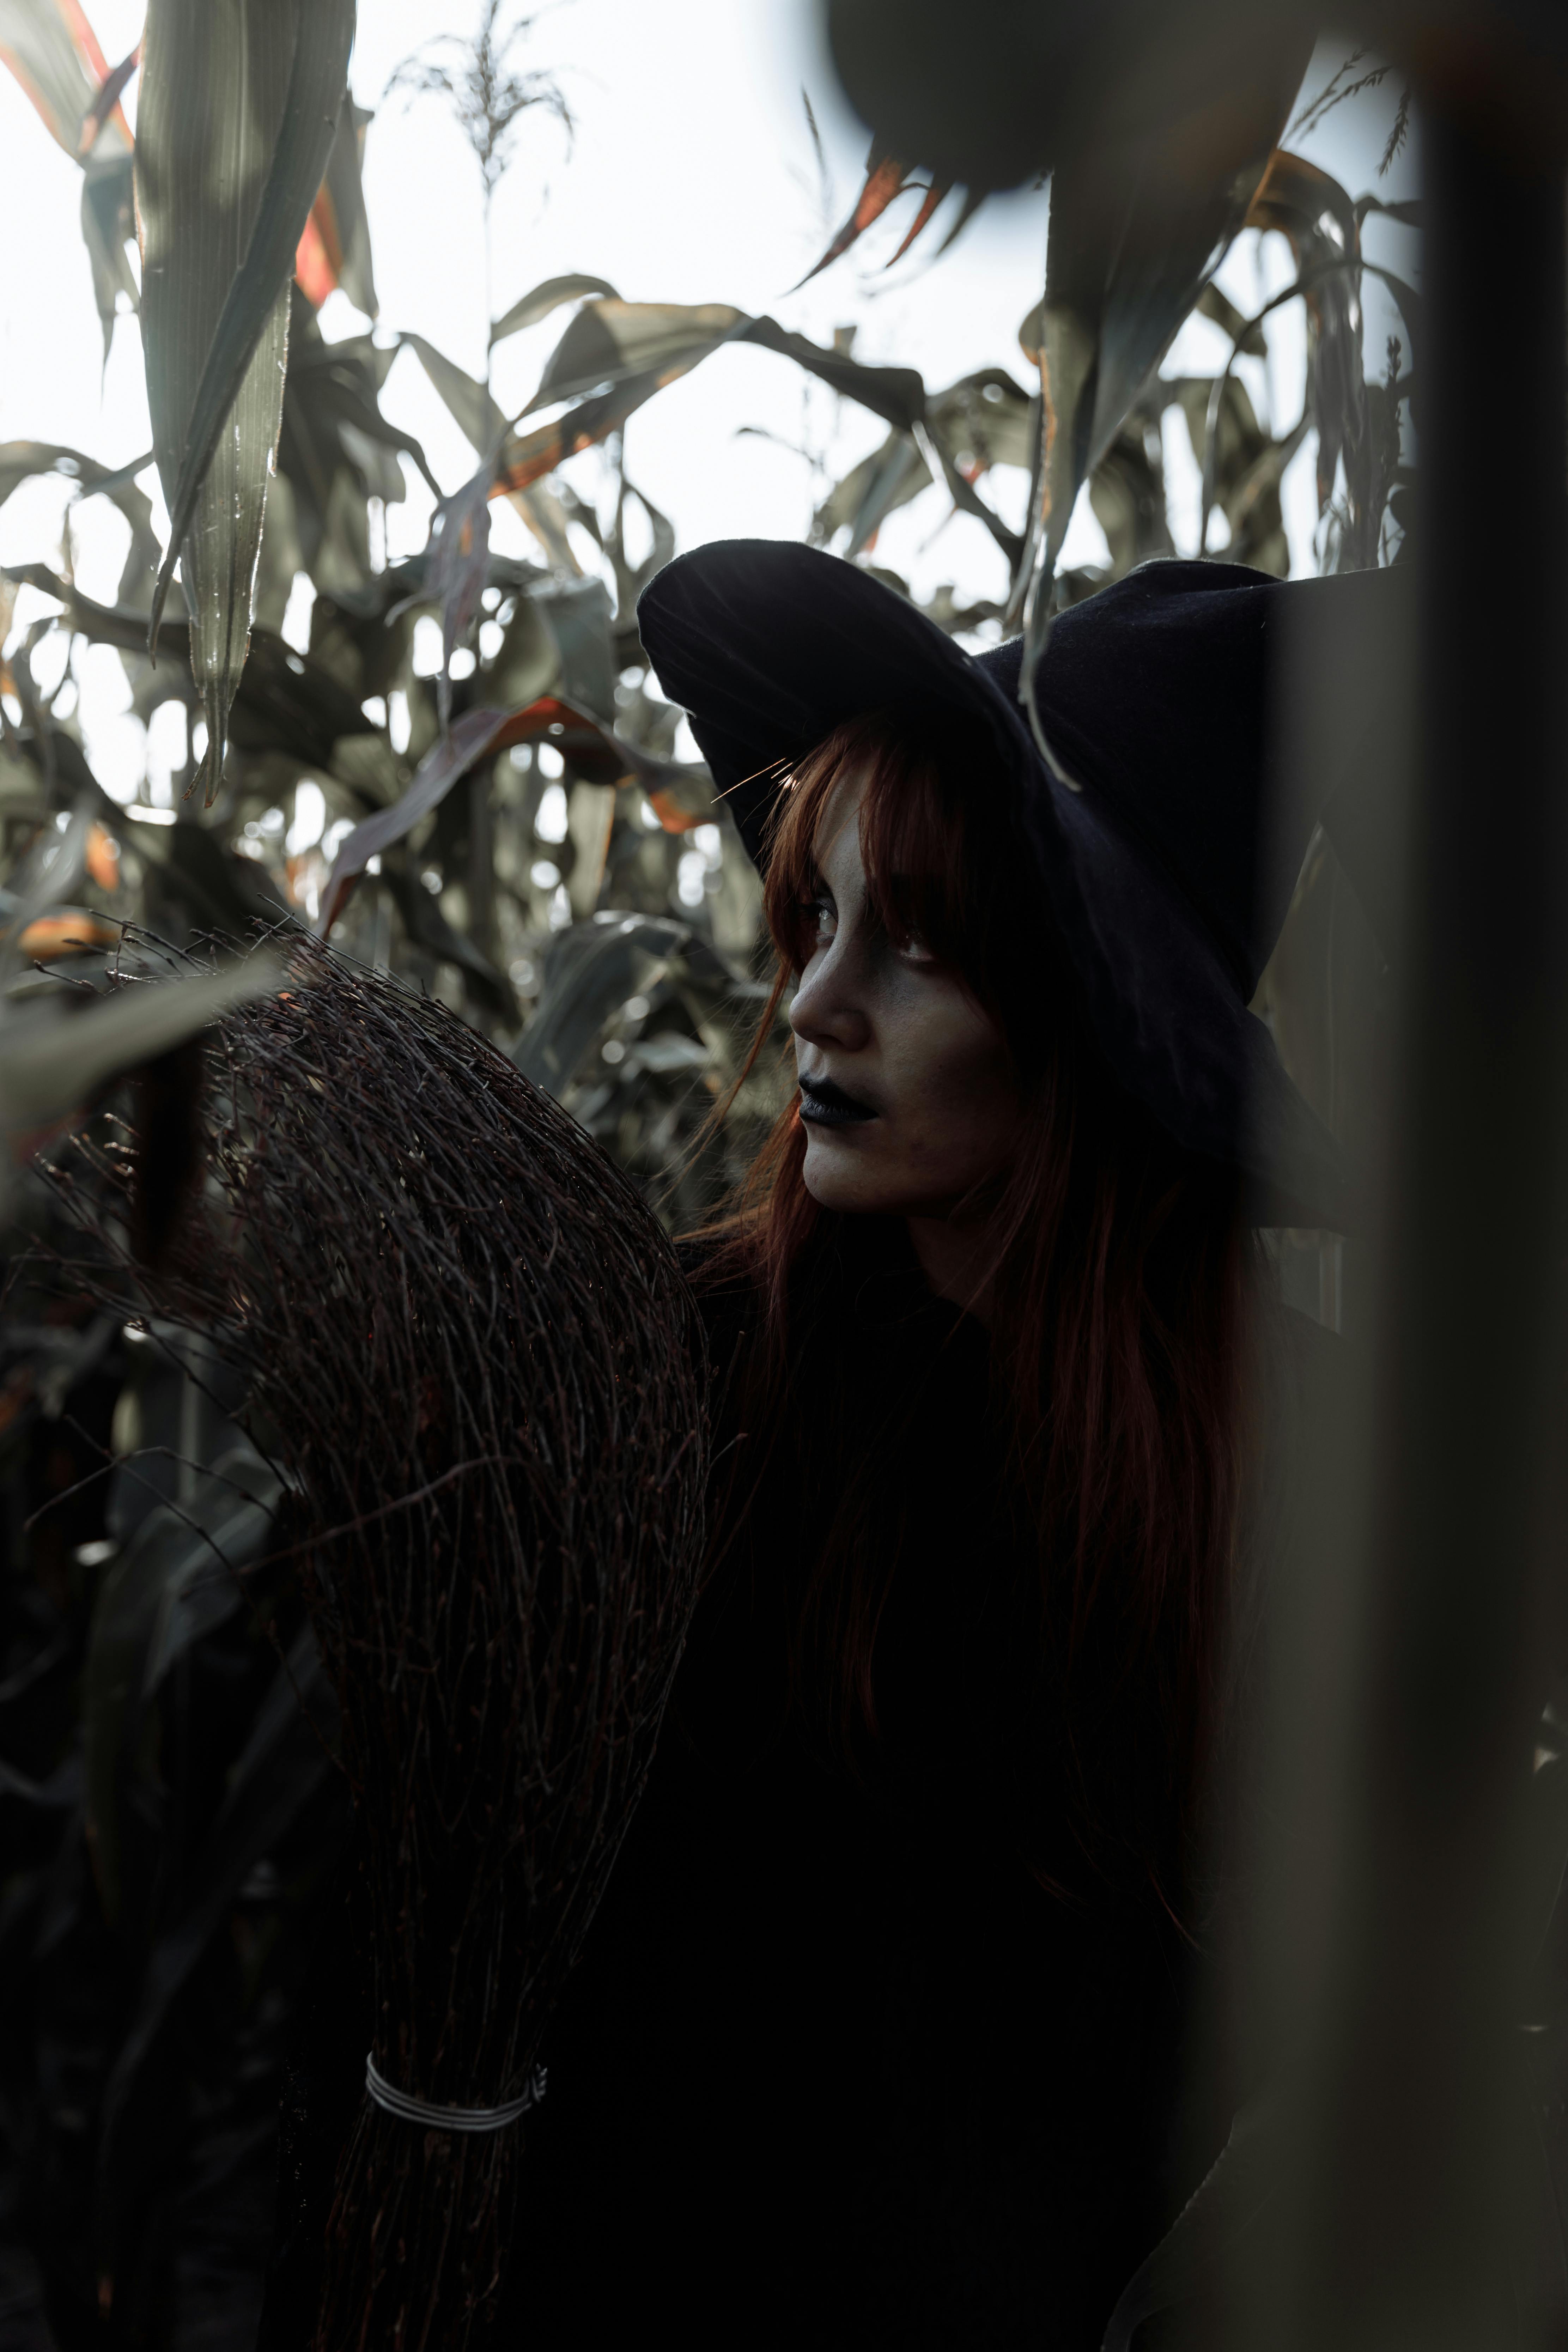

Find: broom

[58,931,708,2349]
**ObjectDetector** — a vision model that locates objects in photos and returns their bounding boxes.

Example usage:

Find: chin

[800,1132,909,1217]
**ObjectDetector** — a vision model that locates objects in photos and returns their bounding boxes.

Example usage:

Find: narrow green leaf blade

[402,332,508,454]
[1017,39,1311,742]
[0,0,130,155]
[523,299,748,414]
[490,272,620,348]
[137,0,355,800]
[316,709,515,933]
[0,956,279,1138]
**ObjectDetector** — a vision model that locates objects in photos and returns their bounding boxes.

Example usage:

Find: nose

[790,937,871,1057]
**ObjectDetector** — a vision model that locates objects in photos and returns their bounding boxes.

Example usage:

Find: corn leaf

[0,1,138,355]
[402,332,582,571]
[317,707,518,933]
[93,1617,336,2183]
[402,330,508,453]
[80,153,139,360]
[495,299,931,504]
[1016,39,1312,743]
[825,365,1033,569]
[521,297,928,437]
[298,99,377,318]
[495,372,675,496]
[513,912,692,1097]
[742,316,927,433]
[490,271,620,349]
[280,311,441,601]
[0,0,129,154]
[83,1457,282,1926]
[797,146,912,283]
[2,561,373,771]
[427,457,494,733]
[885,176,950,265]
[1243,148,1407,570]
[0,956,279,1141]
[523,299,750,414]
[378,851,515,1017]
[813,432,929,556]
[0,441,155,550]
[317,692,697,934]
[78,37,138,155]
[137,0,355,801]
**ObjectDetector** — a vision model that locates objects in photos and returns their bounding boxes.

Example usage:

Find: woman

[264,543,1398,2349]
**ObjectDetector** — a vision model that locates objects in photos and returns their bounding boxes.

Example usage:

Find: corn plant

[0,2,1432,2339]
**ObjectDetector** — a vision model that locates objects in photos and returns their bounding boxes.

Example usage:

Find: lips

[798,1075,878,1128]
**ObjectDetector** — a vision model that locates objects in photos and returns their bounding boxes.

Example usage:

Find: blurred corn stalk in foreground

[829,7,1568,2352]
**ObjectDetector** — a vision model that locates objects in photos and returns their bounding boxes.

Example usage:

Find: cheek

[883,992,1021,1171]
[922,1039,1017,1153]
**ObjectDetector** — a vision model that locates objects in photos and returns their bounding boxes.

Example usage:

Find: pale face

[788,769,1023,1227]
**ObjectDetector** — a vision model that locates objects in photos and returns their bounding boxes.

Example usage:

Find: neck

[904,1213,999,1327]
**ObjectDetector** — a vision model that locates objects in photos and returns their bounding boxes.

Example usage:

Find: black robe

[262,1219,1247,2351]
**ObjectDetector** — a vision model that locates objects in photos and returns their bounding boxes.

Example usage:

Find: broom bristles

[60,933,709,2350]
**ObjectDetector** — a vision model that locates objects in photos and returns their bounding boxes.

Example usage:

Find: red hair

[698,708,1264,1902]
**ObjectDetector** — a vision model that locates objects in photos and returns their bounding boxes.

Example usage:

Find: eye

[798,891,837,949]
[884,875,935,964]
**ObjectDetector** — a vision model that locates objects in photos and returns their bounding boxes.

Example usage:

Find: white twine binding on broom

[365,2053,548,2133]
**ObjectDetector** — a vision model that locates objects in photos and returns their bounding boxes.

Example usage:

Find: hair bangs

[760,709,1001,1007]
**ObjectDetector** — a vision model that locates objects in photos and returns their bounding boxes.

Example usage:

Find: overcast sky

[0,2,1418,802]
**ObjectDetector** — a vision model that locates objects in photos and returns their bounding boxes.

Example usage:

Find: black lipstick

[799,1075,877,1128]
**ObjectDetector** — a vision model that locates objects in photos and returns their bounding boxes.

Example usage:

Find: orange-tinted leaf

[885,177,949,267]
[0,0,130,154]
[77,35,137,155]
[294,205,337,306]
[491,694,633,786]
[18,910,121,959]
[493,375,667,498]
[796,148,910,285]
[294,100,376,316]
[85,822,120,890]
[647,785,707,835]
[316,692,687,934]
[54,0,106,77]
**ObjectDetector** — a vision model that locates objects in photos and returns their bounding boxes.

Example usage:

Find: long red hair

[697,707,1266,1902]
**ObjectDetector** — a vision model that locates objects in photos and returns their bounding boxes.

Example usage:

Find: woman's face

[789,767,1023,1219]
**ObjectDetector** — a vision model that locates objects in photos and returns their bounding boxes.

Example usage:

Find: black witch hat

[637,540,1406,1229]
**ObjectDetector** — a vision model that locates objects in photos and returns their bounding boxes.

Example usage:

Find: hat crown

[976,568,1288,995]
